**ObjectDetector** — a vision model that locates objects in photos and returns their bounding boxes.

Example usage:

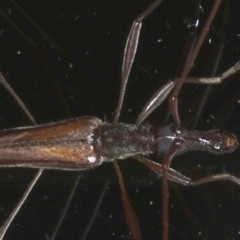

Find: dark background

[0,0,240,239]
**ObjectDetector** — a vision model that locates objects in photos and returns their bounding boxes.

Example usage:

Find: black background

[0,0,240,239]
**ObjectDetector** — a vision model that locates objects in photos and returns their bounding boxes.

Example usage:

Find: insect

[0,0,239,240]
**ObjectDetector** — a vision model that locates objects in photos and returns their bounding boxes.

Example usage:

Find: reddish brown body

[0,116,237,171]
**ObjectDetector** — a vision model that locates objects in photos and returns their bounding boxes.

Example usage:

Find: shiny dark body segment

[0,116,237,171]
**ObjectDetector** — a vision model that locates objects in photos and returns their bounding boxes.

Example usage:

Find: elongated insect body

[0,116,237,171]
